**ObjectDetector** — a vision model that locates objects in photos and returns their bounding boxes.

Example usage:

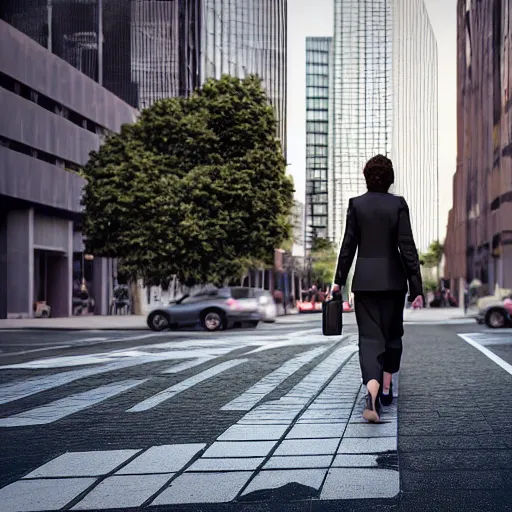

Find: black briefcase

[322,298,342,336]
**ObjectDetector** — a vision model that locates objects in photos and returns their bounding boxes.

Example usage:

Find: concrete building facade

[444,0,512,298]
[1,0,286,152]
[0,20,137,319]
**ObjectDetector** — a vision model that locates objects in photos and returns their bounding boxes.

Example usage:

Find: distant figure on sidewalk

[332,155,423,423]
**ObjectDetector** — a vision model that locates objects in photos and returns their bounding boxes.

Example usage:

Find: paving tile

[321,468,399,499]
[297,418,348,424]
[72,474,171,509]
[307,403,354,410]
[218,424,288,441]
[343,422,396,438]
[300,410,351,420]
[187,458,264,472]
[338,437,396,454]
[24,450,141,478]
[0,478,96,512]
[116,444,205,474]
[151,472,253,504]
[274,438,340,456]
[241,469,328,496]
[264,456,332,469]
[287,423,346,439]
[331,454,380,467]
[238,418,291,425]
[203,441,277,458]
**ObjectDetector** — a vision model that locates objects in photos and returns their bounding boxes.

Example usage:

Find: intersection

[0,315,511,511]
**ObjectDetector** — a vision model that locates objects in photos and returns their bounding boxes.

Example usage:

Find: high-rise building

[200,0,287,155]
[0,0,286,152]
[328,0,438,252]
[444,0,512,298]
[305,37,331,250]
[0,20,137,319]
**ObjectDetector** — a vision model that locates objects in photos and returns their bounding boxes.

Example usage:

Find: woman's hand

[411,295,424,309]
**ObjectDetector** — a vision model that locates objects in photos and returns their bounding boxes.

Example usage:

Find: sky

[286,0,457,240]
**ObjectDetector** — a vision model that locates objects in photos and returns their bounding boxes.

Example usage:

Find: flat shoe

[380,382,393,406]
[362,393,381,423]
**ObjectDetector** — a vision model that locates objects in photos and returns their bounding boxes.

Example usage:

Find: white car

[254,290,277,323]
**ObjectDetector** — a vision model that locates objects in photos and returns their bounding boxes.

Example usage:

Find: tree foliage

[81,75,294,286]
[310,236,338,287]
[420,240,444,269]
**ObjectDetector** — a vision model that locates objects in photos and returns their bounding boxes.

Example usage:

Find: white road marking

[162,358,214,374]
[459,333,512,375]
[1,346,72,357]
[0,379,146,427]
[128,359,248,412]
[222,347,330,411]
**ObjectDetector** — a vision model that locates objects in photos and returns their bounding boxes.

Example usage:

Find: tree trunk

[129,281,142,315]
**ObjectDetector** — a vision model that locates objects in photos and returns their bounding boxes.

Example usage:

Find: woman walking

[332,155,423,423]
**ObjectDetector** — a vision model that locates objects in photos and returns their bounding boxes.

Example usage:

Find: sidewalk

[0,307,475,331]
[403,306,475,323]
[0,315,149,331]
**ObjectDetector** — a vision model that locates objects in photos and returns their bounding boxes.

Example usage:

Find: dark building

[444,0,512,300]
[0,0,286,151]
[0,20,137,319]
[0,0,201,108]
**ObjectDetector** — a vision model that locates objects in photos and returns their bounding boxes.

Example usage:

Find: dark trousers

[354,291,406,385]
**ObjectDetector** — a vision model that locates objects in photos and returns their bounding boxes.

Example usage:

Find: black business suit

[334,192,422,384]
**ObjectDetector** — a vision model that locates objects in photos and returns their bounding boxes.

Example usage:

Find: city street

[1,314,512,511]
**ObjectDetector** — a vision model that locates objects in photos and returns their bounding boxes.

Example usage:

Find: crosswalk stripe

[128,359,248,412]
[0,379,147,427]
[221,347,331,411]
[459,333,512,375]
[161,358,214,374]
[0,360,145,406]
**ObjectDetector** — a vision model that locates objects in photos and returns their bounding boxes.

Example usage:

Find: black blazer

[334,192,423,298]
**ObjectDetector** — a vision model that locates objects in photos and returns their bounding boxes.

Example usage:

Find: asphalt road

[0,315,510,512]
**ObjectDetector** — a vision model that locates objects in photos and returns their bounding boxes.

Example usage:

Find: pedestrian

[332,155,423,423]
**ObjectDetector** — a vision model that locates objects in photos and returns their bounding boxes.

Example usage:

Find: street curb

[0,327,151,331]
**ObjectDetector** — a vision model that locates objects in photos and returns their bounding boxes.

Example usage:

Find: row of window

[307,121,329,133]
[0,71,105,137]
[306,181,328,193]
[306,98,329,109]
[0,135,81,173]
[306,75,329,87]
[307,85,329,97]
[307,133,328,144]
[307,110,329,121]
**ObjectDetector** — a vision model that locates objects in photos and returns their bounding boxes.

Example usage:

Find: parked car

[253,289,277,323]
[33,301,51,318]
[147,287,261,332]
[476,296,512,328]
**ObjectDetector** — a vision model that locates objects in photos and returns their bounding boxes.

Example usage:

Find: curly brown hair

[363,154,394,193]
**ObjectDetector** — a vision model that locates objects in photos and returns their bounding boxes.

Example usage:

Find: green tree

[81,75,294,287]
[420,240,444,268]
[310,236,337,287]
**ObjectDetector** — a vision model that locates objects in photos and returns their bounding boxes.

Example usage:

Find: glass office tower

[391,0,438,252]
[305,37,331,250]
[1,0,286,152]
[201,0,287,154]
[329,0,438,251]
